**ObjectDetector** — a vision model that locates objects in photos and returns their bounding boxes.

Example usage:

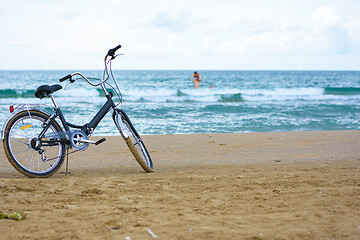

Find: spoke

[30,149,35,170]
[22,149,33,169]
[37,151,40,171]
[30,150,35,171]
[38,153,41,171]
[10,138,28,146]
[20,119,31,140]
[11,130,28,139]
[36,152,44,172]
[6,112,65,175]
[27,111,37,138]
[14,147,30,158]
[40,155,45,172]
[8,145,29,150]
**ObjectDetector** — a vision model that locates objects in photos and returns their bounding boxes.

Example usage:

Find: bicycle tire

[3,110,66,178]
[123,118,153,172]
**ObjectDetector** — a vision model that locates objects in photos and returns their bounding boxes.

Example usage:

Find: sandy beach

[0,130,359,239]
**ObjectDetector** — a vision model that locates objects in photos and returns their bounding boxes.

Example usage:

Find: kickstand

[60,148,71,175]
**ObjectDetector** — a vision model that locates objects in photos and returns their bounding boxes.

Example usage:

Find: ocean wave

[176,89,187,96]
[324,87,360,95]
[240,87,336,102]
[217,93,244,102]
[241,87,323,96]
[1,70,360,135]
[2,86,360,103]
[0,89,35,98]
[56,87,99,98]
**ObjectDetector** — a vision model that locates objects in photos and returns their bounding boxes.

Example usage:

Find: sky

[0,0,360,70]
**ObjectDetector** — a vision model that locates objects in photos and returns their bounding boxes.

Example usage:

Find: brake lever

[64,77,76,90]
[64,81,72,90]
[106,53,124,61]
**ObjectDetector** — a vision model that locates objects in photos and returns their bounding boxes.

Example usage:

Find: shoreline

[0,130,359,239]
[2,130,359,175]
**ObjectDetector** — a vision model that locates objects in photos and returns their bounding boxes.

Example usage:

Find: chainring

[70,130,89,151]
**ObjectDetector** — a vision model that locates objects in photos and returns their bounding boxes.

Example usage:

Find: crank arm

[77,139,96,144]
[78,138,106,145]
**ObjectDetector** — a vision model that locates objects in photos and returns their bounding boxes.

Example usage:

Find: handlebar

[107,45,121,59]
[59,74,72,82]
[59,44,122,86]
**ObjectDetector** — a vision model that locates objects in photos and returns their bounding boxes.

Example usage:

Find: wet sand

[0,130,359,239]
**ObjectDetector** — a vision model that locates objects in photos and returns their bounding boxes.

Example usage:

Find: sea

[0,70,359,136]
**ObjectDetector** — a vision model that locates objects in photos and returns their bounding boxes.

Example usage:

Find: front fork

[113,109,142,140]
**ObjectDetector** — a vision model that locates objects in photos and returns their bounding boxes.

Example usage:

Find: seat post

[50,94,59,109]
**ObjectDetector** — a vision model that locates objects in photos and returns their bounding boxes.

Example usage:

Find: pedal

[95,137,106,146]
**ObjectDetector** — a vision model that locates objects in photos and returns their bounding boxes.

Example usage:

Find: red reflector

[9,105,14,113]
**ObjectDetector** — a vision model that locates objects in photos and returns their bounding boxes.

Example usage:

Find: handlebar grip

[59,74,72,82]
[107,45,121,58]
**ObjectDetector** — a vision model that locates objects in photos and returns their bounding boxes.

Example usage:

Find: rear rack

[1,104,55,140]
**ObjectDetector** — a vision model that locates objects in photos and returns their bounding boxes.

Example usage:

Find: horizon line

[1,69,360,71]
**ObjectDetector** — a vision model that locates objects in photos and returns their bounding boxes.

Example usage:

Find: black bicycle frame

[38,93,116,141]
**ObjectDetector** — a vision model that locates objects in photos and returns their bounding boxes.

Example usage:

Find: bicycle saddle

[35,84,62,99]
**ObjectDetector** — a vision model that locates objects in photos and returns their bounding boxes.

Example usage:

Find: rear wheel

[3,110,65,177]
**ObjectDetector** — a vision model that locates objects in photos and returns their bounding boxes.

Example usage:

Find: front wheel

[114,111,153,172]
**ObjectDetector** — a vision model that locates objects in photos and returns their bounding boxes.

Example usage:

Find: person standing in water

[191,71,202,89]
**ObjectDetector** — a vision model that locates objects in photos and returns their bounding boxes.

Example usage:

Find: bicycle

[1,45,153,177]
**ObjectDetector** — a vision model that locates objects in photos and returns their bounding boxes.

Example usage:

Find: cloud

[151,11,195,32]
[347,15,360,39]
[346,15,360,53]
[1,0,360,70]
[213,5,356,56]
[59,12,76,20]
[312,5,340,29]
[309,6,354,54]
